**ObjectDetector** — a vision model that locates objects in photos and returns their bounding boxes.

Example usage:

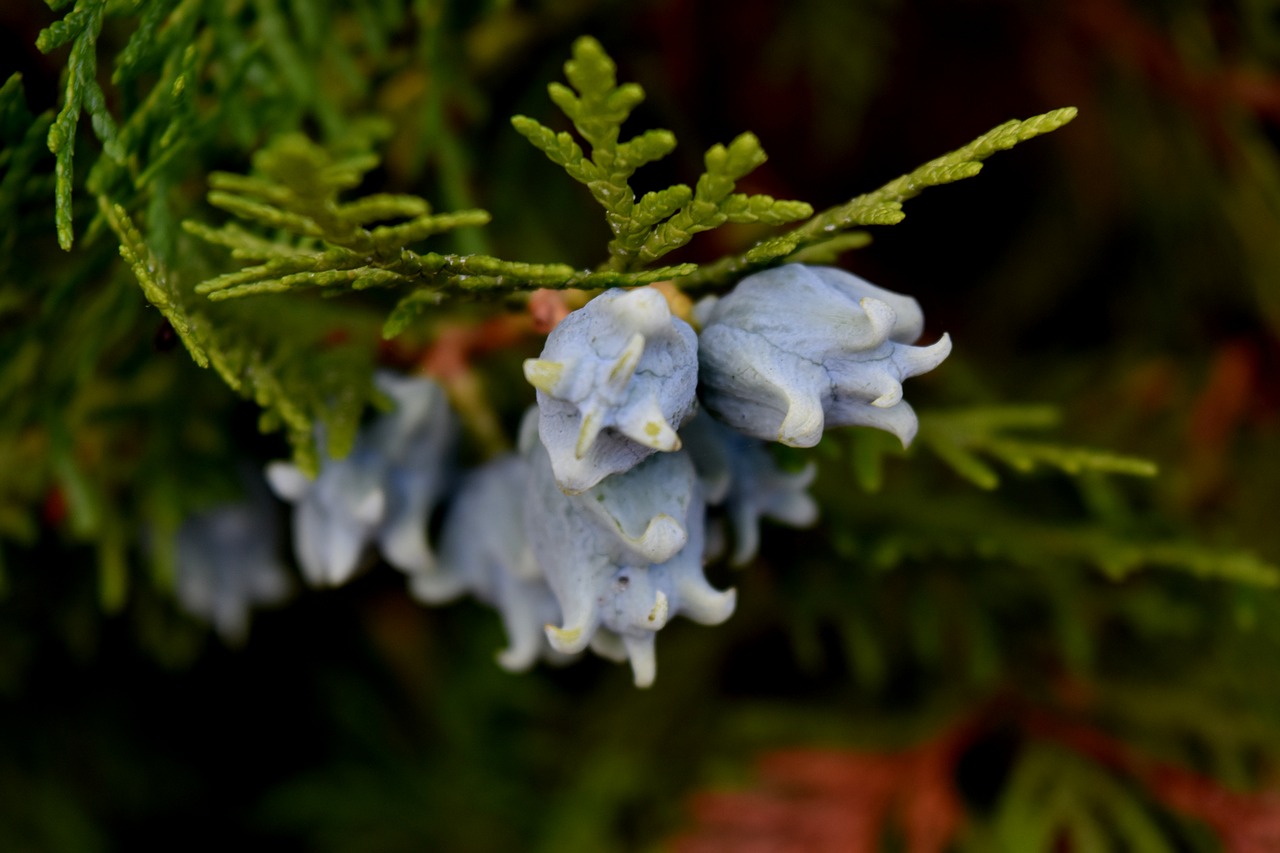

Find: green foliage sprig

[189,133,499,295]
[512,36,813,271]
[0,75,53,280]
[38,0,114,250]
[822,405,1277,590]
[839,405,1157,494]
[35,0,419,257]
[186,37,1074,358]
[983,744,1173,851]
[101,198,208,367]
[185,133,694,338]
[844,489,1280,587]
[919,406,1158,487]
[682,107,1079,289]
[104,199,378,476]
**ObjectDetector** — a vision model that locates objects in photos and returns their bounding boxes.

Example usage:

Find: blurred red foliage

[669,719,970,853]
[670,700,1280,853]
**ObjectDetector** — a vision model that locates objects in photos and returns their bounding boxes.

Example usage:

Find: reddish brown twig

[528,288,571,334]
[417,313,531,381]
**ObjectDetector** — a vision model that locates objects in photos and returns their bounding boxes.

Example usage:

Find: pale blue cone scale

[266,371,456,587]
[174,489,291,645]
[573,449,699,565]
[524,432,736,687]
[681,411,818,566]
[697,264,951,448]
[413,452,570,671]
[524,287,699,493]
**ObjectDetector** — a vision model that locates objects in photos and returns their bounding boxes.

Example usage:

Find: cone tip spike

[896,332,952,378]
[627,513,688,564]
[859,296,897,345]
[778,391,825,448]
[620,403,682,451]
[646,589,670,630]
[869,375,904,409]
[524,358,565,394]
[606,333,645,391]
[545,622,590,654]
[623,633,658,688]
[574,408,605,459]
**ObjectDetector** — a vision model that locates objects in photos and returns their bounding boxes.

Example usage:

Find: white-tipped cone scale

[174,478,292,645]
[606,333,645,392]
[895,333,953,378]
[266,372,457,588]
[417,452,571,671]
[859,296,898,347]
[525,287,699,493]
[624,634,658,688]
[675,575,737,625]
[523,358,566,394]
[524,428,736,688]
[698,264,952,449]
[617,398,683,452]
[574,407,606,459]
